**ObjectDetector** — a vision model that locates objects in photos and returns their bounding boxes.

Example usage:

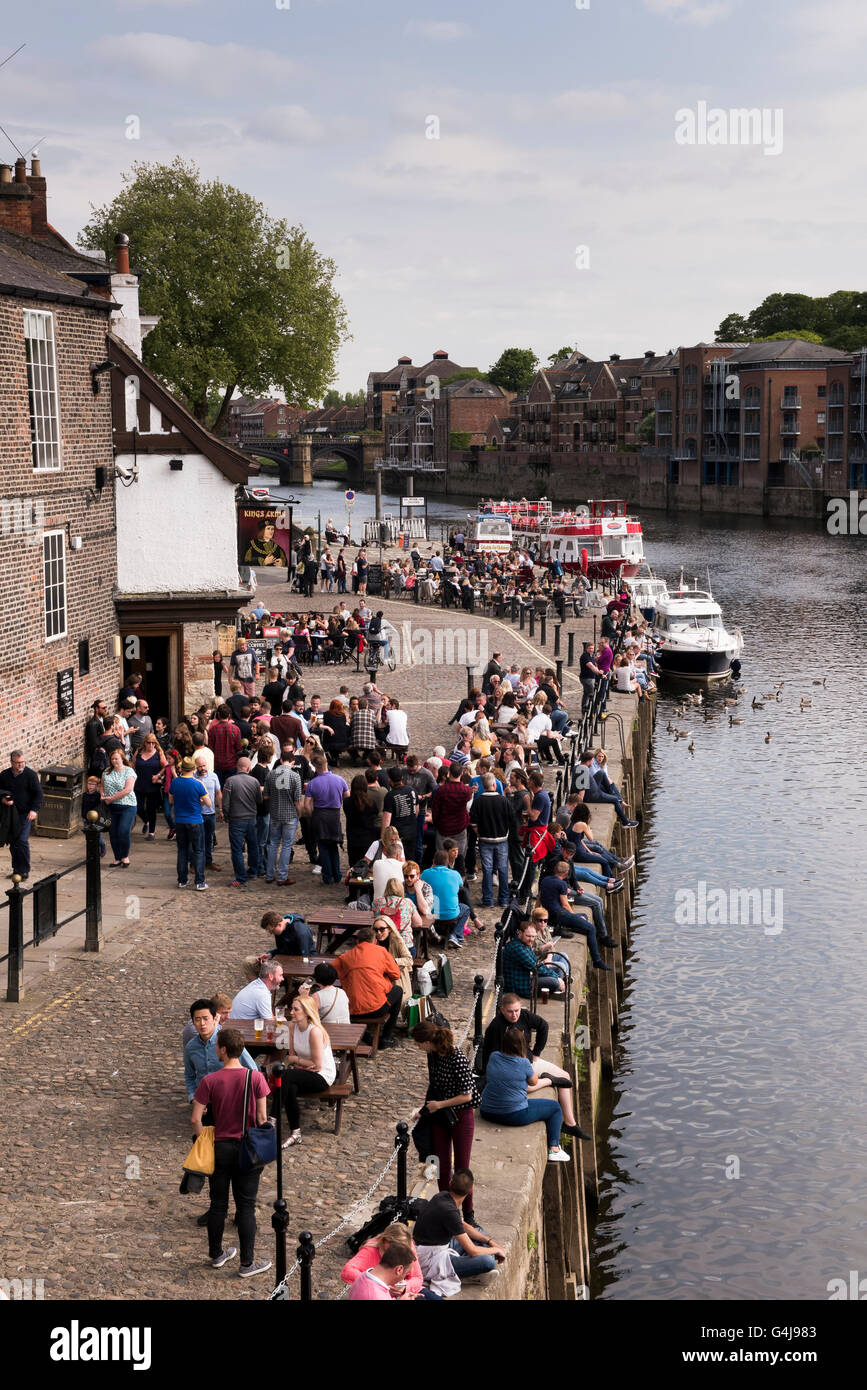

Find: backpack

[89,746,109,775]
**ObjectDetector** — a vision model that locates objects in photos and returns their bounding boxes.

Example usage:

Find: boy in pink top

[347,1242,415,1300]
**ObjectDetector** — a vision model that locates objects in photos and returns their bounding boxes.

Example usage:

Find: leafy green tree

[715,313,751,342]
[637,410,655,443]
[826,325,867,353]
[440,370,491,387]
[323,388,365,407]
[747,293,824,339]
[79,157,348,432]
[756,329,825,343]
[488,347,539,393]
[547,346,576,366]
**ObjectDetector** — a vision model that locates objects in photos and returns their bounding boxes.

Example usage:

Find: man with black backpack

[191,1028,273,1278]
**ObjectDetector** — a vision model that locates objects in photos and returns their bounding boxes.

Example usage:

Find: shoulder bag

[238,1068,278,1173]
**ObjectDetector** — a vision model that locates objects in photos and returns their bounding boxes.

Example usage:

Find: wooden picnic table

[225,1018,369,1093]
[272,953,330,981]
[307,905,374,954]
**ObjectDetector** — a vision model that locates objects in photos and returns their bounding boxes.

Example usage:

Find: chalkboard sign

[247,640,270,669]
[57,667,74,721]
[367,564,383,596]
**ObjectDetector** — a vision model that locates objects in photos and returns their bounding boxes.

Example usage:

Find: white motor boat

[651,572,743,683]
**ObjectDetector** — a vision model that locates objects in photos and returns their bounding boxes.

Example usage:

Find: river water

[590,511,867,1301]
[266,478,867,1300]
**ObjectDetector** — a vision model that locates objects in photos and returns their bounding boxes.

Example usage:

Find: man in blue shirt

[469,759,504,796]
[184,998,258,1101]
[527,770,551,827]
[168,758,211,890]
[421,851,469,949]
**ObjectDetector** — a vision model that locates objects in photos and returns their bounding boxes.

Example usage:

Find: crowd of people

[2,534,652,1297]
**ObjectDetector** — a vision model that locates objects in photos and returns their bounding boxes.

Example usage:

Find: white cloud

[89,33,298,90]
[403,21,470,42]
[643,0,734,25]
[549,89,637,120]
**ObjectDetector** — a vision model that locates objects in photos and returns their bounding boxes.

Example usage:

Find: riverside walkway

[0,563,651,1301]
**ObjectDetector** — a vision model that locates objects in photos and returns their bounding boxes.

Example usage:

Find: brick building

[0,155,121,770]
[649,339,851,489]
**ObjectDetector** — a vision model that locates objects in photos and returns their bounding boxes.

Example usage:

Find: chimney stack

[0,156,33,235]
[114,232,130,274]
[28,152,48,237]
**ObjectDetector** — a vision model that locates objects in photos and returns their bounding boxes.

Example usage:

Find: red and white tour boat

[471,497,644,577]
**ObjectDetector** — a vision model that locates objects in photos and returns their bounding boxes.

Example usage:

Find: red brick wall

[0,293,120,771]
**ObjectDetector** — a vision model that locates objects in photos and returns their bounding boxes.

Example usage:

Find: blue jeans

[255,815,271,876]
[571,866,609,888]
[481,1098,563,1149]
[228,817,258,883]
[266,816,298,882]
[586,790,631,825]
[448,1232,497,1279]
[439,903,470,944]
[554,909,603,965]
[202,815,216,864]
[479,840,510,907]
[317,839,341,885]
[176,821,205,886]
[550,709,569,733]
[108,804,136,862]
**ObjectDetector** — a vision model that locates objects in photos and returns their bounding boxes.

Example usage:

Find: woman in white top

[614,655,638,694]
[281,995,337,1147]
[300,962,351,1024]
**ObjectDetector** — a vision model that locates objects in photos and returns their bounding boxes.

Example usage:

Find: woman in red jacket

[341,1222,437,1300]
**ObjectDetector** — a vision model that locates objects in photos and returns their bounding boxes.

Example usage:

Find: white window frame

[43,529,67,642]
[24,309,62,472]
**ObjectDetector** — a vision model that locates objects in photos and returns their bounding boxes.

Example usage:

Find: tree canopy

[547,346,576,365]
[488,347,539,393]
[79,158,349,432]
[323,388,364,407]
[715,291,867,353]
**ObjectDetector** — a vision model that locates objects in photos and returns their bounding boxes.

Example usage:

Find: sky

[2,0,865,394]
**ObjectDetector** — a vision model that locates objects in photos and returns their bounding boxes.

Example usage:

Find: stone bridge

[238,434,383,488]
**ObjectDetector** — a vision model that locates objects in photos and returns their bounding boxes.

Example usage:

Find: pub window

[24,309,62,471]
[43,529,67,641]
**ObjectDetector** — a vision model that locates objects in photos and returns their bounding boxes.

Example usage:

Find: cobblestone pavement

[0,578,604,1301]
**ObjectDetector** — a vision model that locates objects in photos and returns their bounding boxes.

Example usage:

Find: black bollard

[529,609,535,639]
[568,630,575,667]
[84,811,103,953]
[520,604,526,631]
[472,973,485,1050]
[556,658,564,688]
[297,1231,316,1301]
[540,613,547,646]
[554,624,561,657]
[5,877,24,1003]
[395,1121,410,1204]
[511,596,518,624]
[466,665,475,699]
[271,1064,290,1285]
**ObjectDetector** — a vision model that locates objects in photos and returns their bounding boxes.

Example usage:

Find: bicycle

[364,639,396,674]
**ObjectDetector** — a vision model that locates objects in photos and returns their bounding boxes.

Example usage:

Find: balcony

[780,420,800,435]
[780,395,802,409]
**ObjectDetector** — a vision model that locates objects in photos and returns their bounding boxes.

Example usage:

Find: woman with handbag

[411,1019,480,1204]
[190,1028,273,1277]
[281,995,337,1148]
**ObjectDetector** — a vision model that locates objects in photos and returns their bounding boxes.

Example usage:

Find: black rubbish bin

[36,764,84,839]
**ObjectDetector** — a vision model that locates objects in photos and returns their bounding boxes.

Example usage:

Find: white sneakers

[547,1147,571,1163]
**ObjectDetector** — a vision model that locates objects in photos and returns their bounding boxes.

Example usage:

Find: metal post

[286,504,294,584]
[519,603,525,631]
[297,1231,315,1301]
[529,609,535,639]
[568,630,575,667]
[472,973,485,1050]
[271,1064,289,1285]
[466,665,474,698]
[6,877,24,1003]
[84,812,103,953]
[540,613,547,646]
[511,597,518,624]
[593,614,597,646]
[395,1121,410,1204]
[554,623,561,657]
[375,466,382,521]
[556,658,564,688]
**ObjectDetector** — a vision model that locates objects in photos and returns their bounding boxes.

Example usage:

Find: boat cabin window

[477,518,511,538]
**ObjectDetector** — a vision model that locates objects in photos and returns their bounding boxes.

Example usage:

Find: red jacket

[430,781,473,835]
